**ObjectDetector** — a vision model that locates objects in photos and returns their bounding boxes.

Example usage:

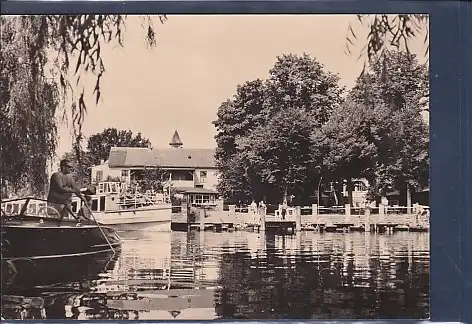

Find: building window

[200,171,207,183]
[354,181,367,192]
[193,194,212,205]
[170,170,193,181]
[96,170,103,182]
[121,170,129,179]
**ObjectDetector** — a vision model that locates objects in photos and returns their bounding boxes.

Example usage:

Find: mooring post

[228,204,236,225]
[181,201,188,219]
[344,203,351,222]
[378,203,385,223]
[260,206,266,231]
[406,184,412,214]
[199,207,205,231]
[295,206,302,232]
[364,206,371,232]
[311,204,318,228]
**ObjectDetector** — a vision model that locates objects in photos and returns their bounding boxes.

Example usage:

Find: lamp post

[317,176,323,210]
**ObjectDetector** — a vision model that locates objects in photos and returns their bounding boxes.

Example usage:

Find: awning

[174,187,219,195]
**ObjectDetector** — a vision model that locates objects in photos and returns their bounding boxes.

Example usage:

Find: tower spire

[169,130,183,148]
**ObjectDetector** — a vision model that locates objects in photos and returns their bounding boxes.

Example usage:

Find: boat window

[91,198,99,211]
[98,183,104,194]
[13,204,19,214]
[6,204,12,214]
[100,196,106,211]
[110,183,118,193]
[71,201,78,213]
[28,203,37,215]
[96,170,103,182]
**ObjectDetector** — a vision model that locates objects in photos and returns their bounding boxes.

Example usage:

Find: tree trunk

[346,178,354,207]
[406,182,412,213]
[283,186,288,205]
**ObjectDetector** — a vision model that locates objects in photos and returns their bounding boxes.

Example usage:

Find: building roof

[107,147,217,169]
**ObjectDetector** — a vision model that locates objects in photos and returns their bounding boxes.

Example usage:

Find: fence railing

[169,202,430,224]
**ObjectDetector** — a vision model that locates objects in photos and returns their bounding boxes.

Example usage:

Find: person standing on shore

[47,159,83,219]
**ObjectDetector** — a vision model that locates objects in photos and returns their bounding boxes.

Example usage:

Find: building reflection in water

[1,230,429,320]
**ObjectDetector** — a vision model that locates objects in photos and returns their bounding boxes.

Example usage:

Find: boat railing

[1,197,78,219]
[117,190,166,209]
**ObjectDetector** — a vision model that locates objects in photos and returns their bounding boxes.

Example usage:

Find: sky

[55,14,428,160]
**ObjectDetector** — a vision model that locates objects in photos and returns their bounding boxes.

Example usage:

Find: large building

[90,130,220,205]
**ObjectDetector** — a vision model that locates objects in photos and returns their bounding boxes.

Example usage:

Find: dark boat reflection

[1,251,119,320]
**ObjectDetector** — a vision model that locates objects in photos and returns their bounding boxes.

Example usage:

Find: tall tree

[0,18,59,196]
[213,54,344,203]
[86,128,152,165]
[238,108,318,203]
[349,50,429,201]
[313,101,377,206]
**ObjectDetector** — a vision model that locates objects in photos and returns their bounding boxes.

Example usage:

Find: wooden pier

[171,203,430,233]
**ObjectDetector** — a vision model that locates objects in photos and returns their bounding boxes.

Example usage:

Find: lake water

[1,230,430,320]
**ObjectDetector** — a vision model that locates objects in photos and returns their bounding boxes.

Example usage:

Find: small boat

[71,181,172,231]
[1,197,122,261]
[395,224,410,232]
[409,225,429,232]
[349,225,365,232]
[324,224,338,233]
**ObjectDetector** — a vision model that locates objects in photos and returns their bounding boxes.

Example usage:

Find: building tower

[169,130,183,148]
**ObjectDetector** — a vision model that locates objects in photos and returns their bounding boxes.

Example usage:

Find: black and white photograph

[1,14,430,320]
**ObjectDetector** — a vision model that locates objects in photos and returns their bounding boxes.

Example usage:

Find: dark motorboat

[1,197,122,261]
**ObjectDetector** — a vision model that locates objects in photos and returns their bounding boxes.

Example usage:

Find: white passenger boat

[71,181,172,232]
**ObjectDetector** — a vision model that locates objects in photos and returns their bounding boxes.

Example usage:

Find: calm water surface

[1,230,429,320]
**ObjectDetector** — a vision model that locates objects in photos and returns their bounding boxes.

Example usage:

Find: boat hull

[92,207,172,232]
[1,216,121,260]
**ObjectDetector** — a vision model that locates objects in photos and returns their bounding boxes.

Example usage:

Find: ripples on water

[1,230,429,320]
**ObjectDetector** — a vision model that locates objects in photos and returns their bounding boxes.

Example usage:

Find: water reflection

[1,230,429,320]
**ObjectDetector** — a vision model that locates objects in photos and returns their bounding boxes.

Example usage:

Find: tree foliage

[87,127,152,165]
[1,17,60,196]
[215,49,429,205]
[137,167,165,193]
[264,54,344,125]
[313,101,377,205]
[238,108,319,203]
[348,50,429,199]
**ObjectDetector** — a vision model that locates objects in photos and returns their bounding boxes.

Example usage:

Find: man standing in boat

[47,159,83,219]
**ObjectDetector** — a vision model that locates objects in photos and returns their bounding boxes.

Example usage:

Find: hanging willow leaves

[0,15,166,196]
[345,14,429,71]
